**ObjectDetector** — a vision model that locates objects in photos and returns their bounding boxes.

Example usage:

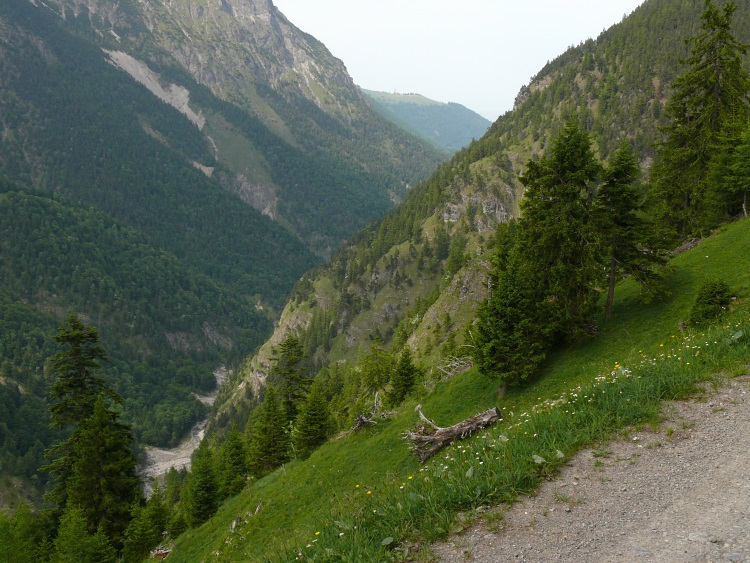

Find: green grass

[170,218,750,562]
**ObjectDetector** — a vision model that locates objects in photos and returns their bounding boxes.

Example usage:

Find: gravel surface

[434,375,750,563]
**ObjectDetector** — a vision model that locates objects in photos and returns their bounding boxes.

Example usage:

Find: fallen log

[405,406,503,462]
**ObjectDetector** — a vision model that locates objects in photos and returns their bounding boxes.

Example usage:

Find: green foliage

[51,506,117,563]
[66,396,141,548]
[47,314,115,430]
[595,142,667,319]
[293,384,333,460]
[473,122,602,384]
[689,278,733,325]
[269,335,311,422]
[183,441,218,528]
[650,0,750,238]
[215,430,249,500]
[245,389,291,478]
[386,348,419,407]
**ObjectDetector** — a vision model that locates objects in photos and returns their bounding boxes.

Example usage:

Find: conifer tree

[66,395,141,548]
[650,0,750,238]
[473,121,602,384]
[52,506,117,563]
[246,388,290,477]
[182,440,218,528]
[121,484,169,563]
[270,335,310,421]
[216,429,249,499]
[595,142,666,320]
[293,384,332,460]
[386,348,418,407]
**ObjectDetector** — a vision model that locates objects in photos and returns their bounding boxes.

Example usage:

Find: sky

[273,0,646,121]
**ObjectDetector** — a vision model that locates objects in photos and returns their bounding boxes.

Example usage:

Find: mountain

[362,90,491,152]
[213,0,750,430]
[0,0,444,501]
[27,0,446,258]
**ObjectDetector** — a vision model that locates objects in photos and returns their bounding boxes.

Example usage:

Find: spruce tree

[293,384,332,460]
[650,0,750,238]
[386,348,418,407]
[270,335,310,422]
[66,395,141,548]
[182,440,218,528]
[595,142,666,320]
[216,429,249,499]
[52,506,117,563]
[246,388,290,477]
[473,121,602,384]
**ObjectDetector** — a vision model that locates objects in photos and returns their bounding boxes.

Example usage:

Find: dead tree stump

[405,406,503,462]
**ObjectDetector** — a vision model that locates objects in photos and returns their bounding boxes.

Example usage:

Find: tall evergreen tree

[182,440,218,528]
[270,335,310,422]
[293,384,332,460]
[517,120,603,339]
[595,142,666,320]
[650,0,750,238]
[41,313,133,534]
[473,121,602,385]
[246,388,290,477]
[386,347,418,407]
[66,395,142,548]
[51,506,117,563]
[215,429,249,500]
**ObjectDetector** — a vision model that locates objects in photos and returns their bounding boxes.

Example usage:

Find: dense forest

[2,0,750,561]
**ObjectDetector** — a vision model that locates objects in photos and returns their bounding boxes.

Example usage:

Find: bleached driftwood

[405,405,502,462]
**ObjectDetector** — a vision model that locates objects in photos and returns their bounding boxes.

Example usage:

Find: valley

[2,0,750,561]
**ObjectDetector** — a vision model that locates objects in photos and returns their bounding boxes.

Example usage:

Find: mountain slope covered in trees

[0,0,443,503]
[362,90,491,152]
[214,0,750,437]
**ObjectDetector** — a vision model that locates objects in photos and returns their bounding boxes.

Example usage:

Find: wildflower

[315,531,321,536]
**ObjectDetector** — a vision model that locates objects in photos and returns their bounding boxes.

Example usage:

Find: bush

[689,279,732,326]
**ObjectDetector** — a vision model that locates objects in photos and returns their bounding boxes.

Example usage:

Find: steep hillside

[0,0,442,502]
[215,0,750,429]
[362,90,491,152]
[30,0,446,256]
[173,213,750,561]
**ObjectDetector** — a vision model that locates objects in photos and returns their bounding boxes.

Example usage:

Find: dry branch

[405,406,503,462]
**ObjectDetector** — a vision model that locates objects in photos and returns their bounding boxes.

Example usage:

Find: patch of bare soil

[434,375,750,562]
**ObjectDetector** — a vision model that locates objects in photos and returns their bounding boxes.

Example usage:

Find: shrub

[689,279,732,326]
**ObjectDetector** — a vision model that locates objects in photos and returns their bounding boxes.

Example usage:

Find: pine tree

[650,0,750,238]
[517,120,602,339]
[216,429,248,499]
[182,440,218,528]
[47,313,117,428]
[293,384,332,460]
[270,335,310,421]
[595,142,666,320]
[42,313,122,513]
[473,121,602,384]
[246,388,290,477]
[386,348,418,407]
[51,506,117,563]
[66,395,142,548]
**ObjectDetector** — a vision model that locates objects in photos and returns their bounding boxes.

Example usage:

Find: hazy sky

[273,0,646,121]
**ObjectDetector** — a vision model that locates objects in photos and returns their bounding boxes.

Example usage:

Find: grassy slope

[171,218,750,561]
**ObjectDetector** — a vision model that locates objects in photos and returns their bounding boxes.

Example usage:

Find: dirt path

[435,375,750,562]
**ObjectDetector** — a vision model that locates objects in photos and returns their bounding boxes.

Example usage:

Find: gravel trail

[435,375,750,562]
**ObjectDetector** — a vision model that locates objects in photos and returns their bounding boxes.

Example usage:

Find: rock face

[44,0,363,132]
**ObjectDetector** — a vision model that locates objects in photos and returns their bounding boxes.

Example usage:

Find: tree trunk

[405,406,503,462]
[605,252,618,322]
